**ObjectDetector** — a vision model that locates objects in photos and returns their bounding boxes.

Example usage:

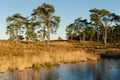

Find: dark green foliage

[31,3,60,46]
[6,13,26,40]
[6,3,60,44]
[66,8,120,44]
[5,5,120,45]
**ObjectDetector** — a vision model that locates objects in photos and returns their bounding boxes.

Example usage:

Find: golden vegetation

[1,40,120,72]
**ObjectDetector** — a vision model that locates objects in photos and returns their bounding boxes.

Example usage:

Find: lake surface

[0,59,120,80]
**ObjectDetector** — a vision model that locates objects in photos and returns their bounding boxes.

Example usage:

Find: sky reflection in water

[0,59,120,80]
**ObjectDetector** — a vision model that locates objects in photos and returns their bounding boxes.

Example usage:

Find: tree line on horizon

[5,3,120,46]
[66,8,120,45]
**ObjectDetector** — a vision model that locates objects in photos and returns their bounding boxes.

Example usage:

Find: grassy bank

[0,40,100,72]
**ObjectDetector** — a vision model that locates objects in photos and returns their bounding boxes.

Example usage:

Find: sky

[0,0,120,40]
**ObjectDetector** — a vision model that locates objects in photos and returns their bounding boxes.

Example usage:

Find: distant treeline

[66,8,120,45]
[5,3,120,46]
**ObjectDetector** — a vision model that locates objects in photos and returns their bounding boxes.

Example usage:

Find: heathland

[0,40,120,72]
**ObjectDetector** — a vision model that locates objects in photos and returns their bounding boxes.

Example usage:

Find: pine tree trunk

[43,15,46,41]
[47,27,50,47]
[10,29,14,40]
[16,28,19,40]
[104,26,108,46]
[26,24,29,41]
[43,26,46,41]
[97,33,99,42]
[47,16,51,47]
[90,36,92,41]
[71,34,73,40]
[83,32,85,41]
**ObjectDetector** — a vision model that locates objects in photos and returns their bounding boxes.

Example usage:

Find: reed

[0,40,103,72]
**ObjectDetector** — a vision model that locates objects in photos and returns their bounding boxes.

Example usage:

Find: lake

[0,59,120,80]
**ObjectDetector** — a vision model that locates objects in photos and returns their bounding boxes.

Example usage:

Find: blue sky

[0,0,120,40]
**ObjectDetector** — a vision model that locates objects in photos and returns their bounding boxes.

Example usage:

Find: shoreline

[0,40,120,72]
[0,50,100,73]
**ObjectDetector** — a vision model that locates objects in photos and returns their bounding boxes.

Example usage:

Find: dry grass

[0,40,101,72]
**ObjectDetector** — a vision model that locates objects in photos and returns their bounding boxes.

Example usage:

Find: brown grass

[0,40,101,72]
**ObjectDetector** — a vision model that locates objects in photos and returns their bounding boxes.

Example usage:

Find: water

[0,59,120,80]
